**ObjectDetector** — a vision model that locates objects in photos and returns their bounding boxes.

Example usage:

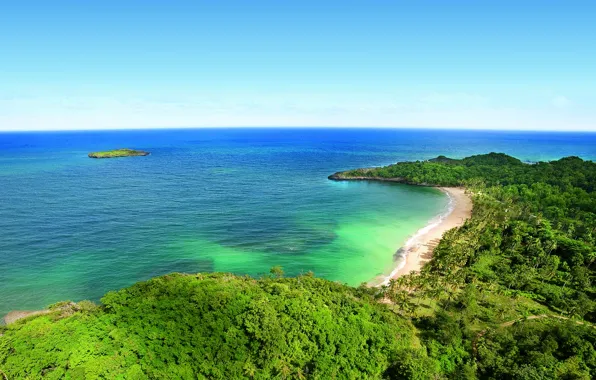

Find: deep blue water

[0,128,594,316]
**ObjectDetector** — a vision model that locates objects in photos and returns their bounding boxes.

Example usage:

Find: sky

[1,0,595,131]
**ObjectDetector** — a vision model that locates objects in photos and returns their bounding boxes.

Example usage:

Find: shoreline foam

[371,187,472,286]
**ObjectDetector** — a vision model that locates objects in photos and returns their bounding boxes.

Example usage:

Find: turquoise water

[0,128,594,315]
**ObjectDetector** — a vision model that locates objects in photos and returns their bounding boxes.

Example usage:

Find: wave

[378,189,455,286]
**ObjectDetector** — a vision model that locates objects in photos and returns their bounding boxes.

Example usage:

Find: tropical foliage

[0,272,426,379]
[87,148,149,158]
[2,153,595,379]
[346,153,596,379]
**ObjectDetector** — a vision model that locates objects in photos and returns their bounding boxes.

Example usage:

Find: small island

[88,148,150,159]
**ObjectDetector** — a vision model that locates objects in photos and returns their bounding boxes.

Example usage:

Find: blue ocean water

[0,128,594,316]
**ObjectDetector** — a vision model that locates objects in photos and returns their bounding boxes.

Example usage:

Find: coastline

[3,185,472,322]
[2,310,49,326]
[371,187,473,286]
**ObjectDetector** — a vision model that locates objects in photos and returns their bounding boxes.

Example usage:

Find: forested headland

[1,153,595,379]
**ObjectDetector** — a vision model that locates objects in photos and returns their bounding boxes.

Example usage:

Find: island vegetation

[1,153,595,379]
[88,148,150,158]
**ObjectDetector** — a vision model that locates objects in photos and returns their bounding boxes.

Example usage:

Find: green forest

[2,153,595,379]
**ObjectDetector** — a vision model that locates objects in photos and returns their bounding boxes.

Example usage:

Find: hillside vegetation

[2,153,595,379]
[0,273,424,379]
[338,153,596,378]
[88,148,150,158]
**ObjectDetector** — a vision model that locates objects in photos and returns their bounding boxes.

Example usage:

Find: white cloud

[0,92,593,131]
[418,92,489,108]
[551,95,571,109]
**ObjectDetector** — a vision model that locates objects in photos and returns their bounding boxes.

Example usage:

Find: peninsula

[88,148,150,158]
[329,160,475,283]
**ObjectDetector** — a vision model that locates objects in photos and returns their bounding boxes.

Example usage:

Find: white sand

[373,187,472,286]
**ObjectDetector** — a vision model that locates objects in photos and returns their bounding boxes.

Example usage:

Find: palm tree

[378,285,389,300]
[243,360,256,378]
[388,278,397,293]
[295,368,306,380]
[586,250,596,270]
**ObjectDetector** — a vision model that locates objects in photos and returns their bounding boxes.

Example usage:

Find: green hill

[0,273,425,379]
[2,153,595,379]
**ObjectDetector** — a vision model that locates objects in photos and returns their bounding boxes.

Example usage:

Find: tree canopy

[2,153,595,379]
[0,273,428,379]
[338,153,596,378]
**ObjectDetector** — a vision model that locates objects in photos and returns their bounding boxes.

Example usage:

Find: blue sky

[1,0,595,131]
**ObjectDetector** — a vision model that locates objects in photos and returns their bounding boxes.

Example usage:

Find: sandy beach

[374,187,472,286]
[2,310,49,325]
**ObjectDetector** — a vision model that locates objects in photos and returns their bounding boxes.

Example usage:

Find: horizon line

[1,125,595,133]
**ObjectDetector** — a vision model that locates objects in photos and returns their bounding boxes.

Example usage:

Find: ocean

[0,128,594,315]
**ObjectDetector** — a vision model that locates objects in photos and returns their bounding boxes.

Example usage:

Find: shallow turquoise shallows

[1,128,595,315]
